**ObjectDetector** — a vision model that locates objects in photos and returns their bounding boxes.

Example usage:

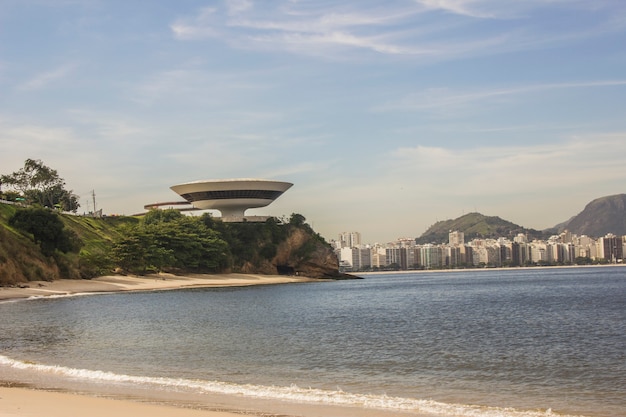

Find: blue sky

[1,0,625,243]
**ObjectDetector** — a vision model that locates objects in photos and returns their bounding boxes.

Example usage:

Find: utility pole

[92,190,97,217]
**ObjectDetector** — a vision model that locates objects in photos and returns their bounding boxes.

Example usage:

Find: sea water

[0,266,624,417]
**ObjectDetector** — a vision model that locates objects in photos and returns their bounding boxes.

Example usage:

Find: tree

[9,207,82,256]
[289,213,306,227]
[0,159,80,212]
[26,183,80,212]
[79,248,114,278]
[143,208,183,225]
[111,215,228,274]
[111,227,156,273]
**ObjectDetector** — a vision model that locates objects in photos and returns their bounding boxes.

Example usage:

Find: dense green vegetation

[111,210,229,274]
[0,202,337,285]
[9,207,82,256]
[0,203,137,283]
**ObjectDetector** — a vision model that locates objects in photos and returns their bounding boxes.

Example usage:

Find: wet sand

[0,273,318,302]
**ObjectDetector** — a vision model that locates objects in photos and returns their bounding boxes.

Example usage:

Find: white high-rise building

[339,231,362,248]
[449,230,464,246]
[514,233,528,244]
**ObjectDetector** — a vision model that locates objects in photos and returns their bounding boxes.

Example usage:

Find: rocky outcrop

[276,227,341,278]
[239,227,342,278]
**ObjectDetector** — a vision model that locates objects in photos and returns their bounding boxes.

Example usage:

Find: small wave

[0,291,115,304]
[32,292,110,299]
[0,355,583,417]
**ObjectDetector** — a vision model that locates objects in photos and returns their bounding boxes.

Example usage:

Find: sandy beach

[0,273,319,417]
[0,272,318,302]
[0,386,243,417]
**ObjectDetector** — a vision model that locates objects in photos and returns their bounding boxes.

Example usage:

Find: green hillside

[0,203,139,284]
[0,203,341,285]
[0,203,53,284]
[416,212,550,244]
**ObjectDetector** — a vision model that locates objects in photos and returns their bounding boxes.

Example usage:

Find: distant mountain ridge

[555,194,626,237]
[416,194,626,244]
[416,212,548,244]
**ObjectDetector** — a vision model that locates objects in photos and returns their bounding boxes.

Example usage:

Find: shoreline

[0,272,320,303]
[0,385,416,417]
[354,263,626,276]
[2,264,621,301]
[0,273,327,417]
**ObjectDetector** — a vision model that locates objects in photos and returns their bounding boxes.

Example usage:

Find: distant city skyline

[2,1,626,243]
[332,229,625,271]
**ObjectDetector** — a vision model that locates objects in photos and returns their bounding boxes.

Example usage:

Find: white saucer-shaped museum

[170,178,293,220]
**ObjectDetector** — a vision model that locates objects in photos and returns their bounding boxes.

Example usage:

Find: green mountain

[555,194,626,237]
[416,212,548,244]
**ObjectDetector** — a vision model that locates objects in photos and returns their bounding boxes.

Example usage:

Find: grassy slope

[61,214,138,255]
[0,203,138,285]
[0,203,53,284]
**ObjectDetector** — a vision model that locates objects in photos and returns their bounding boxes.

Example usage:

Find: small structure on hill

[145,178,293,222]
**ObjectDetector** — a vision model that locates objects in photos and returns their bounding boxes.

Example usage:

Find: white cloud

[169,2,435,57]
[170,7,220,40]
[230,9,411,33]
[388,133,626,196]
[415,0,498,18]
[250,31,429,56]
[170,23,219,40]
[18,64,77,91]
[376,80,626,113]
[226,0,253,16]
[413,0,613,20]
[169,1,624,62]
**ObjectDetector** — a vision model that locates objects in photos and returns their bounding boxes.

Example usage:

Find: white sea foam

[0,291,113,304]
[0,355,583,417]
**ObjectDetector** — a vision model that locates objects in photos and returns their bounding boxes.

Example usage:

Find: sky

[1,0,625,244]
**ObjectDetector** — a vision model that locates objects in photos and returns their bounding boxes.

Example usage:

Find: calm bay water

[0,266,624,417]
